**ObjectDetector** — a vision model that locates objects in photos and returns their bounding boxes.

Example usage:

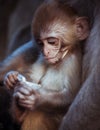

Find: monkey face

[37,37,69,64]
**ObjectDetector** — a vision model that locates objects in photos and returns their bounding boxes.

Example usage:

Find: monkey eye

[47,37,58,45]
[48,41,56,45]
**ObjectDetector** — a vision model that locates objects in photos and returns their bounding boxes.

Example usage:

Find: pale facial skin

[37,37,68,64]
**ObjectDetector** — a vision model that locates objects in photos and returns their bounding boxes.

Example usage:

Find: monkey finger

[11,73,19,83]
[20,84,33,92]
[9,71,19,77]
[8,74,18,85]
[17,87,31,95]
[26,95,37,102]
[17,84,36,96]
[21,84,38,95]
[19,103,34,110]
[13,92,26,100]
[19,98,35,104]
[4,78,14,89]
[18,99,35,110]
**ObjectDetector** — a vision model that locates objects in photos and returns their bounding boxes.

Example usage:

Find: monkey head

[32,1,89,64]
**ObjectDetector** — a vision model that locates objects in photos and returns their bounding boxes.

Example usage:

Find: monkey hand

[4,71,25,90]
[13,84,40,110]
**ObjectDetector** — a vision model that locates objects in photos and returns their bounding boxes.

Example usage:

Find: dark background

[0,1,43,129]
[0,0,43,61]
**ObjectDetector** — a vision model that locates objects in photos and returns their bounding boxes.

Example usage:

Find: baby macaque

[4,1,89,130]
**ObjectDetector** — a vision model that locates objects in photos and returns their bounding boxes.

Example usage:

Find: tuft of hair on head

[32,0,78,40]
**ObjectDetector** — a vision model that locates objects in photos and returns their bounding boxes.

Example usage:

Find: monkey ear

[75,17,90,40]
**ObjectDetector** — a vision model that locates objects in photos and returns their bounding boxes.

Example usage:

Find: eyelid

[47,39,58,46]
[47,37,58,42]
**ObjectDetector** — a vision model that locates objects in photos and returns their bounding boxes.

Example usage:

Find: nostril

[44,48,50,56]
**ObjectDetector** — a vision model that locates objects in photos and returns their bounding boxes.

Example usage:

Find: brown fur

[21,110,63,130]
[59,0,100,130]
[2,1,85,130]
[0,0,99,130]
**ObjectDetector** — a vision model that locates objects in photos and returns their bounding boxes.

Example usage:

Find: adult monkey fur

[0,1,43,129]
[0,0,100,130]
[1,1,89,130]
[58,0,100,130]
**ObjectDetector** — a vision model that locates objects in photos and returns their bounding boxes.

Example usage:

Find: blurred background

[0,1,44,129]
[0,0,44,61]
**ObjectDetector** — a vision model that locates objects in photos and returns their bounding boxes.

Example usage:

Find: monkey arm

[0,41,39,84]
[13,79,80,111]
[13,85,71,111]
[13,53,82,111]
[36,87,74,109]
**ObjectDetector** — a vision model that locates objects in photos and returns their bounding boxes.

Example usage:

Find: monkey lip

[45,56,56,60]
[45,56,60,64]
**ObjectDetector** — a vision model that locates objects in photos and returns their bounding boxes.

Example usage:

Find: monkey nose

[44,49,50,56]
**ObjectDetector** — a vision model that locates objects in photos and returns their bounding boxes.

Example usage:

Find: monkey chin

[46,57,61,65]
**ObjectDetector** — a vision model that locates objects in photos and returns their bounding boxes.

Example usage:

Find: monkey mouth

[45,56,56,60]
[45,56,60,64]
[45,57,54,59]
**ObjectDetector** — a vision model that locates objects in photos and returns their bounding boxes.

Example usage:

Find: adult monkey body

[58,0,100,130]
[2,1,89,130]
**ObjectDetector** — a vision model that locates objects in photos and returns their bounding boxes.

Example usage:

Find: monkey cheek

[45,52,62,64]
